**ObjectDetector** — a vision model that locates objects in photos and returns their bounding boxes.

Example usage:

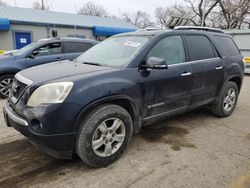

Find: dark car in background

[3,27,244,167]
[0,38,98,98]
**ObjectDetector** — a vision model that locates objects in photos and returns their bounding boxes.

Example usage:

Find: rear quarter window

[185,35,217,61]
[213,35,240,57]
[63,42,93,53]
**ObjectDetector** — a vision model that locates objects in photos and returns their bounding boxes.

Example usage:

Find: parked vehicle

[3,27,244,167]
[1,50,19,56]
[0,38,98,98]
[0,50,5,54]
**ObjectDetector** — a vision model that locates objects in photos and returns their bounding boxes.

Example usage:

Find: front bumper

[3,101,75,159]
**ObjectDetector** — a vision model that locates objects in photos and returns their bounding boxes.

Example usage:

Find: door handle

[216,66,223,70]
[181,72,192,77]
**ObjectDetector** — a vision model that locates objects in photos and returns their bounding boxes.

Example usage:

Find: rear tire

[76,104,133,167]
[0,74,14,99]
[211,81,239,117]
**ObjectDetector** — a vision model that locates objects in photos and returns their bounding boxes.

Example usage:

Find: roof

[116,27,229,38]
[38,37,98,44]
[0,5,137,29]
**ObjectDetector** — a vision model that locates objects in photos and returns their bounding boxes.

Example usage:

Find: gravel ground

[0,77,250,188]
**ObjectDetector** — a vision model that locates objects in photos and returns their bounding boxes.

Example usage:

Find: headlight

[27,82,73,107]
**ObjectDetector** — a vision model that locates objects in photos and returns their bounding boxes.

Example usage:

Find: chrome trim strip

[4,101,28,126]
[15,73,33,86]
[168,57,221,68]
[147,102,165,109]
[143,106,187,121]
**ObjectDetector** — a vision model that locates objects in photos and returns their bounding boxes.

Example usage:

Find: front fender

[73,94,141,134]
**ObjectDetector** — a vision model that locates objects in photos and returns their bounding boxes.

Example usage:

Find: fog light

[31,119,43,130]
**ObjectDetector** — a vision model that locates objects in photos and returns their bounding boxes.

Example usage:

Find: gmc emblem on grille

[12,82,19,93]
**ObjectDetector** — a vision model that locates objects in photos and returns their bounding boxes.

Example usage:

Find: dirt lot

[0,77,250,188]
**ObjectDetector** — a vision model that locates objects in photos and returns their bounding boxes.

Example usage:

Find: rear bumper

[3,101,74,159]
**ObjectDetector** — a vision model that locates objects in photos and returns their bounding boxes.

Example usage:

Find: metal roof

[0,5,137,29]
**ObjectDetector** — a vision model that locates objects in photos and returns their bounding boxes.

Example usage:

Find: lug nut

[103,137,106,140]
[110,138,113,142]
[105,140,109,144]
[112,134,115,137]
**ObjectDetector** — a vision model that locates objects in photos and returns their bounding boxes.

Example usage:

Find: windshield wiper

[83,62,102,66]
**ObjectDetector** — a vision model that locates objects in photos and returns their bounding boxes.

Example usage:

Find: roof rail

[174,26,224,34]
[136,27,162,32]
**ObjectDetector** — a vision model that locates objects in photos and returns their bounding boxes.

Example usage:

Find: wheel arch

[227,75,242,91]
[73,95,141,135]
[0,69,20,78]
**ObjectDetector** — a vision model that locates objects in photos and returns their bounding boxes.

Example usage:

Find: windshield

[11,42,38,56]
[75,36,151,67]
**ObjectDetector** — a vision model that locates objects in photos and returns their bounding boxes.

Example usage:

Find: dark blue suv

[0,38,97,98]
[3,27,245,167]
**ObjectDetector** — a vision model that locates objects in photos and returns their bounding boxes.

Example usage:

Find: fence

[226,30,250,74]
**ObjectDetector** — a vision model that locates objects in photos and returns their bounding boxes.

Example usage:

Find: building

[0,5,137,51]
[226,29,250,57]
[226,29,250,74]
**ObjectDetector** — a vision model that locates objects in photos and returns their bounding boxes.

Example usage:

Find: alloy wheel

[0,78,13,97]
[92,117,126,157]
[223,88,236,112]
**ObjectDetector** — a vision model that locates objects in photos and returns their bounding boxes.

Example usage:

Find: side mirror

[27,54,35,59]
[28,51,39,59]
[141,57,168,69]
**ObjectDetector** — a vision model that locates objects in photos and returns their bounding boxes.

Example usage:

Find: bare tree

[123,11,154,29]
[32,0,49,10]
[78,1,109,17]
[183,0,220,26]
[219,0,250,29]
[0,0,7,6]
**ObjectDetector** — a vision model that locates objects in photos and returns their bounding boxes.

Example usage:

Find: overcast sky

[4,0,180,19]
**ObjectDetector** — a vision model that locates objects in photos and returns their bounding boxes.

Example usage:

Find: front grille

[9,78,28,104]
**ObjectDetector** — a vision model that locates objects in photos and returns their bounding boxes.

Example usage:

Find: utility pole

[41,0,45,10]
[201,0,207,26]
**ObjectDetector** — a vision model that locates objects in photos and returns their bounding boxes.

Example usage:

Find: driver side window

[148,36,185,65]
[33,42,61,57]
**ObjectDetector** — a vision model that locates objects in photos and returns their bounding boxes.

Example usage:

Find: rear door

[184,34,224,108]
[25,42,64,67]
[62,42,94,60]
[143,35,193,119]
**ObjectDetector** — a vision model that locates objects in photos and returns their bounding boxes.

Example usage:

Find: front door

[143,35,193,120]
[25,42,65,68]
[15,32,31,49]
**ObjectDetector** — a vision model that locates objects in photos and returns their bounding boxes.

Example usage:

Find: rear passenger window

[148,36,185,65]
[63,42,93,53]
[214,36,240,57]
[186,35,217,61]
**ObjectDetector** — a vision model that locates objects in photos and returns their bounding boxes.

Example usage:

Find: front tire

[211,81,239,117]
[0,74,14,99]
[76,104,133,167]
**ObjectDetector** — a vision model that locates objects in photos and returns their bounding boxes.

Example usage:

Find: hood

[0,55,17,61]
[19,60,112,84]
